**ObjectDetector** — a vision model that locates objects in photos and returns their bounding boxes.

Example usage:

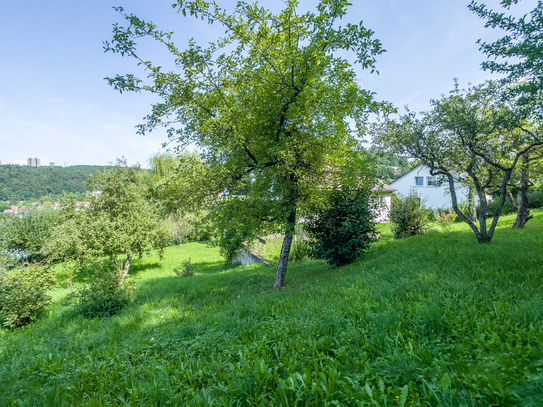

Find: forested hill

[0,165,109,201]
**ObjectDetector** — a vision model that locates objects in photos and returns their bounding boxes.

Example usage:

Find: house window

[415,176,423,186]
[427,176,436,186]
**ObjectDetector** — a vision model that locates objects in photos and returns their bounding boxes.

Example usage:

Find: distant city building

[27,158,41,167]
[49,162,55,167]
[64,162,71,168]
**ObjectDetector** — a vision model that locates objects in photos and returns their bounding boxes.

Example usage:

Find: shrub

[173,258,195,277]
[305,188,376,267]
[66,262,135,318]
[390,191,430,239]
[0,263,56,329]
[436,209,457,232]
[486,196,515,217]
[528,190,543,208]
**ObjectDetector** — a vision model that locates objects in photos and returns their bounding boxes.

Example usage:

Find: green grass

[1,212,543,406]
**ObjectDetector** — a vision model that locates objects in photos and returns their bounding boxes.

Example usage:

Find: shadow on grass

[128,262,161,276]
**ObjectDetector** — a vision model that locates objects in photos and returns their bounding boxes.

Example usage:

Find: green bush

[0,263,56,329]
[529,190,543,208]
[67,263,135,318]
[390,190,430,239]
[305,188,376,267]
[486,196,515,217]
[173,258,195,277]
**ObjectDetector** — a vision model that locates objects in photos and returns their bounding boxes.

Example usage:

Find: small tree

[146,152,215,244]
[47,160,169,278]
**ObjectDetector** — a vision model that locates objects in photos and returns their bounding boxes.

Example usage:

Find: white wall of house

[390,165,469,210]
[372,192,392,223]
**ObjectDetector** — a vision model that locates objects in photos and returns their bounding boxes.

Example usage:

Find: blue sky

[0,0,536,166]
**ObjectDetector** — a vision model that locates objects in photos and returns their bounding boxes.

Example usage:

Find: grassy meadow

[1,211,543,406]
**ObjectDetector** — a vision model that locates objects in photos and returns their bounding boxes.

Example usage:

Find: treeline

[373,154,412,183]
[0,165,110,201]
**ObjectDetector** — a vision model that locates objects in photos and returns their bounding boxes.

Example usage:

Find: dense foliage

[305,188,376,267]
[529,189,543,208]
[390,191,430,239]
[373,153,412,183]
[146,153,215,245]
[0,263,56,329]
[47,161,169,276]
[0,165,109,201]
[0,209,60,262]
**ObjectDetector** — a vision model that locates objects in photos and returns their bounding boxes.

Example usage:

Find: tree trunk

[123,252,133,280]
[512,154,533,229]
[506,189,519,212]
[447,174,483,242]
[475,184,491,243]
[467,186,477,222]
[487,168,514,240]
[273,209,296,289]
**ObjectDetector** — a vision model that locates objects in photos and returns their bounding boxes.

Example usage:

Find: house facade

[389,164,469,210]
[371,180,396,223]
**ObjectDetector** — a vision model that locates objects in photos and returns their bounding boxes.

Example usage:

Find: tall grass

[0,211,542,406]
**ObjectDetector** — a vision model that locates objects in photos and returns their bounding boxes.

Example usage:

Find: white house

[389,164,469,210]
[371,180,396,222]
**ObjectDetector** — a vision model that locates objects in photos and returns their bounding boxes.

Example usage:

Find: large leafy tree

[470,0,543,227]
[105,0,386,287]
[374,81,543,243]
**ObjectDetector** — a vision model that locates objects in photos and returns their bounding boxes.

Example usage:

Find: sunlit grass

[1,211,542,406]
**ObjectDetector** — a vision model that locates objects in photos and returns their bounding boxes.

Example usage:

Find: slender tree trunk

[274,209,296,288]
[447,174,483,242]
[123,252,133,279]
[512,154,533,229]
[468,185,477,222]
[487,168,514,240]
[475,184,491,243]
[506,189,519,212]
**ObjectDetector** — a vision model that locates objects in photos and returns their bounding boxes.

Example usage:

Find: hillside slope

[1,212,542,406]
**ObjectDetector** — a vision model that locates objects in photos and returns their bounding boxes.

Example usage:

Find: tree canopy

[470,0,543,115]
[105,0,387,287]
